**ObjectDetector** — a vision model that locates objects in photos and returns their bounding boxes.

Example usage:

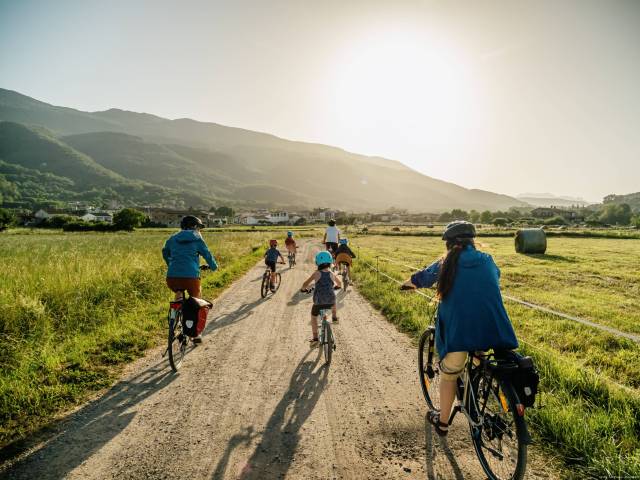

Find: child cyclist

[301,251,342,344]
[334,238,356,280]
[284,231,297,260]
[401,221,518,436]
[265,239,285,291]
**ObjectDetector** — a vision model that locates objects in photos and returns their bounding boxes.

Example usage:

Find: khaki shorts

[439,352,468,381]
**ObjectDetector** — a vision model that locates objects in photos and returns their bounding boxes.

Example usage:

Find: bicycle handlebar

[400,284,416,291]
[200,265,210,271]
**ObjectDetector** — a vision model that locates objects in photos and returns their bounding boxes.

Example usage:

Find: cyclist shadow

[424,414,465,480]
[212,349,328,480]
[286,289,311,306]
[205,297,263,335]
[2,359,176,480]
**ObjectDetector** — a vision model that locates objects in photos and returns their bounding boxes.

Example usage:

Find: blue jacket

[411,245,518,359]
[162,230,218,278]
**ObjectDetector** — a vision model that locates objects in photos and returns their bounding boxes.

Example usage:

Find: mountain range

[0,88,527,212]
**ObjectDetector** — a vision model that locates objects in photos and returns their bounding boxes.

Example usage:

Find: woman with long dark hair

[402,221,518,436]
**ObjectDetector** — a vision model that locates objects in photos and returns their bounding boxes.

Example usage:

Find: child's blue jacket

[411,245,518,359]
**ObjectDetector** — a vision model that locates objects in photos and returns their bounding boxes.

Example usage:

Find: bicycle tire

[471,376,528,480]
[342,267,349,291]
[418,327,440,410]
[260,272,270,298]
[273,272,282,292]
[168,310,186,372]
[323,320,333,365]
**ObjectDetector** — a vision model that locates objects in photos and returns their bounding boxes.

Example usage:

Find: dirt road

[2,241,558,479]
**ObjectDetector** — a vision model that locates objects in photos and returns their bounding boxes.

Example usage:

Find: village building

[531,207,584,221]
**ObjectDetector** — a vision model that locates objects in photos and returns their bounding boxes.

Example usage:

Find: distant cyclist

[401,221,518,436]
[334,238,356,280]
[300,251,342,344]
[265,239,285,291]
[162,215,218,343]
[284,231,297,257]
[323,219,340,256]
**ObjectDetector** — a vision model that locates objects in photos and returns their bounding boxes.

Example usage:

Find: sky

[1,0,639,202]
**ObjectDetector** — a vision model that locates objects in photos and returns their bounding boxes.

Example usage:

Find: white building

[267,211,289,224]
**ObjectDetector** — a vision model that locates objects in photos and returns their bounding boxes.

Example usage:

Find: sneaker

[332,316,339,323]
[309,337,319,347]
[193,335,203,344]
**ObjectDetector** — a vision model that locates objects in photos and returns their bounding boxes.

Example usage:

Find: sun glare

[325,29,482,168]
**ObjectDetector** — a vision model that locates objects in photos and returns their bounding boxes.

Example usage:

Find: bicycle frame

[448,355,485,428]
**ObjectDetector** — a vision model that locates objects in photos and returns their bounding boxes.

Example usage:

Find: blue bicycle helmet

[339,238,348,245]
[287,231,293,237]
[315,251,333,266]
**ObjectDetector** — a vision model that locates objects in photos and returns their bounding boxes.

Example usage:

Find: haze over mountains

[0,88,528,212]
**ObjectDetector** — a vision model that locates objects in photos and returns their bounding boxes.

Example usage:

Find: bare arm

[331,271,342,288]
[301,271,320,290]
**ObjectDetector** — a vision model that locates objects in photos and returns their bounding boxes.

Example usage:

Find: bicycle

[302,287,337,365]
[165,291,190,371]
[261,262,284,298]
[416,305,532,480]
[338,261,350,291]
[288,251,296,268]
[164,265,211,372]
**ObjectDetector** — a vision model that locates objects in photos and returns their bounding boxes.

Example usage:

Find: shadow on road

[424,414,465,480]
[212,349,327,480]
[1,359,176,480]
[206,296,264,335]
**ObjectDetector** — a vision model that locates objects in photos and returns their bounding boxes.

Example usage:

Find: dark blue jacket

[162,230,218,278]
[264,247,282,263]
[411,245,518,358]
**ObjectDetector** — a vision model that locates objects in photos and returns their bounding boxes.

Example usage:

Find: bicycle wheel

[168,310,186,372]
[471,376,528,480]
[261,272,270,298]
[418,327,440,410]
[342,266,349,291]
[273,272,281,292]
[323,320,333,365]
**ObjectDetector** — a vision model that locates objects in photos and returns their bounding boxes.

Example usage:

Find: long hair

[437,238,475,300]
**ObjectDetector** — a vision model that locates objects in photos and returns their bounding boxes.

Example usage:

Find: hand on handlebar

[400,280,416,291]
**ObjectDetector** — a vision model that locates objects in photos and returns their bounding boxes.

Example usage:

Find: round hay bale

[515,228,547,254]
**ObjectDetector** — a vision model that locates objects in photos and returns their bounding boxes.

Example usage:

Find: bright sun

[324,28,482,168]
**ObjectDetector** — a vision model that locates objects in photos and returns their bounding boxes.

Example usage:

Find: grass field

[0,229,281,448]
[350,234,640,478]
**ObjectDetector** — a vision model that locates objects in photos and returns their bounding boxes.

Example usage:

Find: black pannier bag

[494,351,540,408]
[181,296,213,337]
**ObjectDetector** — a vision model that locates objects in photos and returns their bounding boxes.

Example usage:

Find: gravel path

[2,241,560,479]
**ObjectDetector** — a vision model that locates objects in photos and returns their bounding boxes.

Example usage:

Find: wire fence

[356,247,640,344]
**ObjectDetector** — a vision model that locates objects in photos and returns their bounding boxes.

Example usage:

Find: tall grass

[351,238,640,478]
[0,230,273,447]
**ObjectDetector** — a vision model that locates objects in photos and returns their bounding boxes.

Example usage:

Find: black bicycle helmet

[180,215,205,230]
[442,220,476,241]
[328,219,336,226]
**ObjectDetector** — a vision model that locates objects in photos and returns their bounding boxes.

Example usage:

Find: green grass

[350,234,640,478]
[0,230,275,448]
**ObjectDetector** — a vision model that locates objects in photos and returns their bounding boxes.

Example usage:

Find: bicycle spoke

[471,375,527,480]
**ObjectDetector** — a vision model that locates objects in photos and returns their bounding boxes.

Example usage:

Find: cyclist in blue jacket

[402,221,518,436]
[162,215,218,301]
